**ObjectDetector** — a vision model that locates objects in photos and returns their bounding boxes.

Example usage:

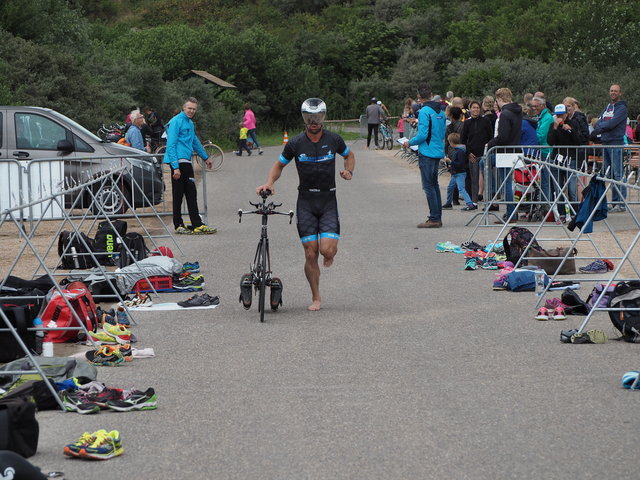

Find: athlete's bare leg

[319,237,338,268]
[303,241,321,310]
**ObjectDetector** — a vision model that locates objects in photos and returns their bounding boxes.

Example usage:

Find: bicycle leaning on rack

[238,189,294,323]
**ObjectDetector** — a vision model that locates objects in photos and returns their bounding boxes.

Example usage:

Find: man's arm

[192,135,212,169]
[256,161,286,195]
[594,103,627,133]
[164,120,180,169]
[339,151,355,180]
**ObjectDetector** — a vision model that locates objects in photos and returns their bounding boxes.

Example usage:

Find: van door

[9,111,73,217]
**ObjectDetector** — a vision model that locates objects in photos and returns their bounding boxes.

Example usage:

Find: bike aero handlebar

[238,203,294,224]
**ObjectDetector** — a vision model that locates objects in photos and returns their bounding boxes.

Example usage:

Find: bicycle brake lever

[289,210,294,224]
[238,209,243,223]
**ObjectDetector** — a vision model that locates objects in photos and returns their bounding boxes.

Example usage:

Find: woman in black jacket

[461,101,493,202]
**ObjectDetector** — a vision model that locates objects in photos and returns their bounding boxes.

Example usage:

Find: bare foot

[323,256,334,267]
[308,300,321,311]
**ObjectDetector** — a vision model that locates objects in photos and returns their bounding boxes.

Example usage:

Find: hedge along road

[35,138,639,479]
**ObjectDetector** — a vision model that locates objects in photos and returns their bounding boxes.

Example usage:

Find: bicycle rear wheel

[385,138,393,150]
[203,143,224,171]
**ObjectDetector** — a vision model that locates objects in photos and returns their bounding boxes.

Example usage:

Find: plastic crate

[132,276,173,293]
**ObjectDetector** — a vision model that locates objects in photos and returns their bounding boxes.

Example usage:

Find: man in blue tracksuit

[163,97,216,234]
[404,83,446,228]
[592,84,628,211]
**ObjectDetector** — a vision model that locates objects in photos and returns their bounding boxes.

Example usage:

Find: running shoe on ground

[552,306,567,321]
[441,204,453,209]
[85,345,125,367]
[464,258,478,270]
[64,431,100,457]
[460,241,484,251]
[79,430,123,460]
[182,261,200,273]
[549,281,581,291]
[173,274,205,290]
[270,277,283,311]
[192,224,217,234]
[579,260,609,274]
[89,330,119,345]
[571,329,608,344]
[61,390,100,415]
[461,203,478,211]
[177,293,219,307]
[240,273,252,309]
[535,307,550,321]
[175,225,192,235]
[116,306,130,326]
[492,280,508,290]
[106,387,157,412]
[480,258,499,270]
[560,329,579,343]
[88,387,124,409]
[622,371,640,389]
[102,323,132,345]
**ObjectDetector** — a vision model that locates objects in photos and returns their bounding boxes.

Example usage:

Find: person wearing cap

[365,97,386,149]
[547,103,587,217]
[377,100,390,118]
[256,98,355,311]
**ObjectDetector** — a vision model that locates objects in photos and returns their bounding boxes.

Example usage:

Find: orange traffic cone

[283,131,288,144]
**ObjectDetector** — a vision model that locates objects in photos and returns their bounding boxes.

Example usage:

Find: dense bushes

[1,0,640,144]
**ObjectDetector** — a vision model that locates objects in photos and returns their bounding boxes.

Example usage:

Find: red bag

[41,282,98,343]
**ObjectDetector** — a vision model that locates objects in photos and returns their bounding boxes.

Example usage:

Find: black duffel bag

[0,395,39,458]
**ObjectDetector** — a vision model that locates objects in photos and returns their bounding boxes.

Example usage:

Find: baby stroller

[513,160,546,222]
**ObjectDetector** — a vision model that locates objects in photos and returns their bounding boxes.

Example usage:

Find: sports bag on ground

[0,395,39,458]
[608,281,640,342]
[40,282,98,343]
[525,246,577,275]
[58,230,96,269]
[117,232,149,267]
[93,220,128,266]
[0,287,45,362]
[503,227,541,266]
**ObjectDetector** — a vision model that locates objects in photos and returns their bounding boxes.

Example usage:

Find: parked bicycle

[238,189,294,323]
[195,141,224,171]
[378,120,394,150]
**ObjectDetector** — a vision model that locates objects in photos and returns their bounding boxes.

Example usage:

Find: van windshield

[47,109,102,142]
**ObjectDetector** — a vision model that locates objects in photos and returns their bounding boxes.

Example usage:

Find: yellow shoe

[192,224,217,234]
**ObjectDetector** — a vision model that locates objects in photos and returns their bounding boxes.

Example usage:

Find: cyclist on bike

[256,98,355,311]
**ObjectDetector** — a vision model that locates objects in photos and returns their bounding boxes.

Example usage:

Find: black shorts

[296,191,340,243]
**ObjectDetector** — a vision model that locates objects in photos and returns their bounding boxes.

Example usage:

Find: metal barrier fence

[0,152,210,228]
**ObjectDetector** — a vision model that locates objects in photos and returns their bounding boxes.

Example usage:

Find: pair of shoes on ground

[62,387,158,416]
[182,261,200,273]
[536,306,566,321]
[174,273,205,290]
[175,224,217,235]
[417,220,442,228]
[89,323,132,345]
[461,241,485,251]
[177,293,219,308]
[121,293,153,308]
[436,241,463,253]
[85,344,132,366]
[560,329,608,344]
[579,259,614,274]
[64,429,123,460]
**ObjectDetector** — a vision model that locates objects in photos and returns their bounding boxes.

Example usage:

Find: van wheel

[91,181,130,215]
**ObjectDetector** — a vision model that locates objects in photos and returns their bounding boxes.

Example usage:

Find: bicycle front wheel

[257,241,267,323]
[203,143,224,171]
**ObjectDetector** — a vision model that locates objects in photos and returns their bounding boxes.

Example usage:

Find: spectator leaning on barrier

[461,100,493,203]
[532,95,554,202]
[486,87,522,224]
[404,83,447,229]
[592,84,628,212]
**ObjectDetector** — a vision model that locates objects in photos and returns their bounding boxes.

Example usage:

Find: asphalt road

[34,138,640,479]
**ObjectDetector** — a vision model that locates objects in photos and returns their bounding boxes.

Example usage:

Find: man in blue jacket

[404,83,446,228]
[592,84,628,212]
[164,97,216,234]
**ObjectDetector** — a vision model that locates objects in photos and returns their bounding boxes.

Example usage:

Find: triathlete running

[256,98,355,311]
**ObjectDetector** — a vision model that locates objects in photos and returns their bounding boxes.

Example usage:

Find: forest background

[1,0,639,147]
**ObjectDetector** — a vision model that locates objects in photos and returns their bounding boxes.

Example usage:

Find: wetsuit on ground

[279,130,350,243]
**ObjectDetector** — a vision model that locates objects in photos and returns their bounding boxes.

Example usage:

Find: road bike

[156,140,224,172]
[238,190,294,323]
